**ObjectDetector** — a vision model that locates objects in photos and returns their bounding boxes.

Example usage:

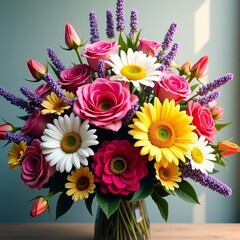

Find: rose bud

[190,55,209,78]
[180,60,192,75]
[211,105,224,120]
[218,141,240,157]
[30,197,48,217]
[0,123,14,140]
[65,23,81,49]
[27,59,47,81]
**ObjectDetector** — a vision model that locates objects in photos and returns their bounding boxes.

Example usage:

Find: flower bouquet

[0,0,239,239]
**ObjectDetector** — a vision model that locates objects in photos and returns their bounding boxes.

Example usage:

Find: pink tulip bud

[27,60,47,81]
[0,123,14,140]
[30,197,48,217]
[211,105,224,120]
[65,23,81,49]
[190,55,209,78]
[180,60,191,75]
[218,141,240,157]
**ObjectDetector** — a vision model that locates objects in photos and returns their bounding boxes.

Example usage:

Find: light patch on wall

[193,192,206,223]
[194,0,210,54]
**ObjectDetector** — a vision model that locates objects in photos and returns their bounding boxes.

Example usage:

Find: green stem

[75,48,83,64]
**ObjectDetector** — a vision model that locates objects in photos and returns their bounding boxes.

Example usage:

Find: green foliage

[175,180,200,204]
[56,192,73,220]
[130,178,154,202]
[96,191,121,219]
[151,190,168,222]
[215,122,231,131]
[85,193,95,216]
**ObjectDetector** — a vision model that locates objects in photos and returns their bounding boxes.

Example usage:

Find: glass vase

[94,200,151,240]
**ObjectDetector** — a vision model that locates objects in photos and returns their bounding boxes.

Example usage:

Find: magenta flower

[59,64,92,93]
[73,78,138,131]
[21,109,52,138]
[21,139,55,190]
[92,140,148,195]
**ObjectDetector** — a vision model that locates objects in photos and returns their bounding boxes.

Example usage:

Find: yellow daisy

[7,141,27,170]
[128,97,196,166]
[154,160,182,191]
[65,167,95,201]
[41,90,75,115]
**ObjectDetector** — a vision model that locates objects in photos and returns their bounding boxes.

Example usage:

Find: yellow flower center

[61,132,81,153]
[121,64,146,80]
[77,176,90,191]
[158,167,170,181]
[99,100,114,110]
[148,121,176,148]
[109,157,127,175]
[191,146,204,164]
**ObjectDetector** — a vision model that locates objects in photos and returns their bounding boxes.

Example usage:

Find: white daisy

[106,48,161,91]
[41,113,98,173]
[188,135,216,175]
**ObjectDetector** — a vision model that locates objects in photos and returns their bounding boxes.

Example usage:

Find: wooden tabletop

[0,223,239,239]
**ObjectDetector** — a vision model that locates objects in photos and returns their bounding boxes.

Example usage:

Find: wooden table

[0,223,239,239]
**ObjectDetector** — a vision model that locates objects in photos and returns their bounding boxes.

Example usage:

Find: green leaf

[130,179,154,202]
[48,62,60,78]
[96,191,121,219]
[191,83,199,92]
[56,192,74,220]
[118,32,128,52]
[175,180,200,204]
[151,191,168,222]
[85,193,95,216]
[215,122,231,131]
[153,183,170,198]
[133,29,142,50]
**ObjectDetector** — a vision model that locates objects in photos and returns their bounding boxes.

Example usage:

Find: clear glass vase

[94,200,151,240]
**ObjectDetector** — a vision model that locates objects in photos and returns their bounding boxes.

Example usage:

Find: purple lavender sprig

[97,59,106,78]
[0,87,34,113]
[116,0,125,32]
[20,86,43,108]
[122,103,139,126]
[5,132,33,145]
[89,11,100,43]
[161,22,178,51]
[158,42,179,72]
[180,162,232,197]
[193,90,220,106]
[129,9,139,37]
[47,47,65,73]
[43,73,72,105]
[106,9,115,39]
[198,73,234,96]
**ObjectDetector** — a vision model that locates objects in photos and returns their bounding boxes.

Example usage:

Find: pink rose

[21,109,52,138]
[34,83,52,99]
[187,102,217,142]
[73,78,138,131]
[21,139,55,190]
[154,71,191,104]
[137,38,160,56]
[59,64,92,93]
[82,40,119,71]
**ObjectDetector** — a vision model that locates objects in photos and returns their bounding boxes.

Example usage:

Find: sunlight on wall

[192,0,210,223]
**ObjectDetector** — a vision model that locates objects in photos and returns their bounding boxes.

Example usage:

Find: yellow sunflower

[128,97,196,166]
[8,141,27,170]
[154,160,182,191]
[65,167,95,201]
[41,90,75,115]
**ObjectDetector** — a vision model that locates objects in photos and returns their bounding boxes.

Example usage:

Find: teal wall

[0,0,239,223]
